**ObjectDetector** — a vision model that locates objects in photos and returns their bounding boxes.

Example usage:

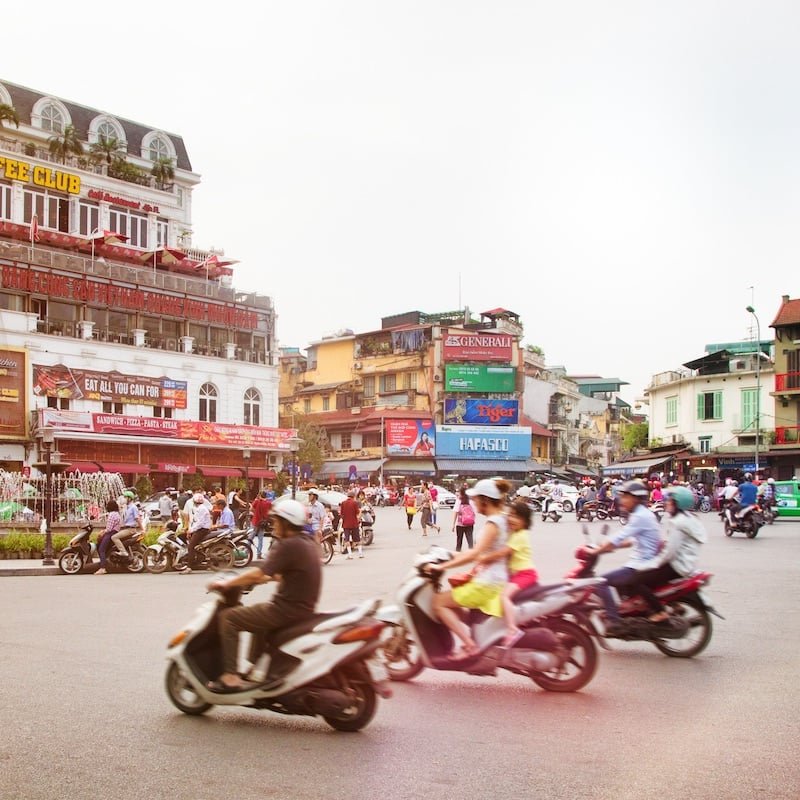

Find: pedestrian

[418,482,437,536]
[95,500,121,575]
[249,490,272,558]
[339,490,363,559]
[429,483,440,529]
[230,487,250,529]
[177,487,192,530]
[158,489,175,524]
[452,486,476,551]
[180,493,212,573]
[403,485,417,530]
[307,489,326,543]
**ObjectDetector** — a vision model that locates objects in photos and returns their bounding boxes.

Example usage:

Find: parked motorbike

[164,582,390,731]
[723,504,763,538]
[230,529,255,568]
[378,546,604,692]
[568,526,722,658]
[541,500,564,523]
[58,524,147,574]
[360,505,375,547]
[146,526,235,573]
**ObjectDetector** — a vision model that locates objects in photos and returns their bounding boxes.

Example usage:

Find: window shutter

[696,394,704,420]
[713,392,722,419]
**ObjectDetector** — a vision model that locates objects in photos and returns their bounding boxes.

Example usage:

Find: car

[142,491,177,520]
[278,489,348,512]
[412,484,457,508]
[774,479,800,517]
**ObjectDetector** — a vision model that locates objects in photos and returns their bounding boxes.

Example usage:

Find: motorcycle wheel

[165,662,212,716]
[531,618,597,693]
[551,513,561,523]
[58,550,84,575]
[320,538,334,565]
[746,526,760,539]
[146,549,171,574]
[653,597,712,658]
[126,546,147,574]
[381,624,424,681]
[233,542,254,569]
[206,543,234,570]
[619,513,629,526]
[323,681,377,732]
[363,529,374,546]
[724,521,734,537]
[562,501,574,513]
[595,509,608,521]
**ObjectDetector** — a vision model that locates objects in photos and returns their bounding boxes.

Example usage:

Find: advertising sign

[385,419,436,457]
[33,364,188,408]
[0,347,27,440]
[443,330,514,362]
[435,424,532,460]
[445,364,516,393]
[443,398,519,425]
[39,410,298,450]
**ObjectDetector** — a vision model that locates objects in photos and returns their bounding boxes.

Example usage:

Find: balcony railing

[775,372,800,392]
[775,426,800,445]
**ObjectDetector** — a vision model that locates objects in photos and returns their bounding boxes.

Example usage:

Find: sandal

[206,680,252,694]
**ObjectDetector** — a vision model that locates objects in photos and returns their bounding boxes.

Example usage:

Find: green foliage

[295,416,328,474]
[0,103,20,129]
[623,422,649,451]
[525,344,544,356]
[273,472,289,496]
[150,156,175,188]
[135,475,154,499]
[48,124,84,163]
[107,155,148,185]
[90,135,123,165]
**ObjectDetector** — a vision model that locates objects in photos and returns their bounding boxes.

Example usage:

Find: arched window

[40,103,65,134]
[244,387,261,427]
[199,383,218,422]
[148,135,170,161]
[97,120,118,141]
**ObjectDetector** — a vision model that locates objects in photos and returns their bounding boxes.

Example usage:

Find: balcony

[774,372,800,393]
[775,426,800,445]
[648,370,689,389]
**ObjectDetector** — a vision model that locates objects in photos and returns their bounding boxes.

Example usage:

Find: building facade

[769,295,800,478]
[0,79,286,493]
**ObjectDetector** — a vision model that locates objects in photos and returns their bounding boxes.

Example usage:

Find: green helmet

[665,486,694,511]
[123,490,136,500]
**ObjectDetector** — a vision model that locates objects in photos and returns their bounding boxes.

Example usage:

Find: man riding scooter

[725,473,758,528]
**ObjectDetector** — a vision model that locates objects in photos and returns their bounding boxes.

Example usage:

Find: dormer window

[41,103,64,133]
[149,136,169,161]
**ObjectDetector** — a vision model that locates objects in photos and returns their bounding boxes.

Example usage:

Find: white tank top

[474,512,508,586]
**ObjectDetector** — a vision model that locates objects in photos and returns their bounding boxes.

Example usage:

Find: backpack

[458,502,475,526]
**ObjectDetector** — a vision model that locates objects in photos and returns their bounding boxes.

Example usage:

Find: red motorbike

[566,526,723,658]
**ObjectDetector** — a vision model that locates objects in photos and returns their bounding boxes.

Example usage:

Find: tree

[293,416,329,476]
[0,103,20,129]
[150,156,175,188]
[48,124,84,164]
[623,422,649,451]
[525,344,545,357]
[90,135,122,166]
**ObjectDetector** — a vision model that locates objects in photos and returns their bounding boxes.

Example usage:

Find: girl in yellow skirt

[430,478,511,659]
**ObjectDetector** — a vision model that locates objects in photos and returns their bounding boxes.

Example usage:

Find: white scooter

[164,582,391,731]
[541,499,564,523]
[377,547,605,692]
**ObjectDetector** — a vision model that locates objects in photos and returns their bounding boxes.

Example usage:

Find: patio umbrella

[138,247,187,271]
[190,253,239,279]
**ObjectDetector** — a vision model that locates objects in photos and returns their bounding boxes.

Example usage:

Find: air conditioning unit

[735,360,746,370]
[353,362,362,370]
[353,378,363,386]
[267,454,279,466]
[433,374,442,382]
[166,338,178,351]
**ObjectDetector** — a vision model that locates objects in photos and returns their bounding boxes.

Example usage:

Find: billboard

[445,364,516,393]
[435,424,532,460]
[385,418,436,457]
[443,331,514,362]
[33,364,188,408]
[443,398,519,426]
[0,347,27,440]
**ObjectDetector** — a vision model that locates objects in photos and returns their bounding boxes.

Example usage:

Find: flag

[29,214,40,243]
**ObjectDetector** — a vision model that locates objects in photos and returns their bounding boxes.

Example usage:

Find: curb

[0,567,61,577]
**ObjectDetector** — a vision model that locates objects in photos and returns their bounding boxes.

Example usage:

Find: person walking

[403,485,417,530]
[249,490,272,558]
[339,490,362,559]
[428,483,440,530]
[418,482,435,536]
[452,486,476,551]
[180,493,212,573]
[307,489,326,543]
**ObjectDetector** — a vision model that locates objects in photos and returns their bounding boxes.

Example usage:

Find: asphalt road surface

[2,506,799,800]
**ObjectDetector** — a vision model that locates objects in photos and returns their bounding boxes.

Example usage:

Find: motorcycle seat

[270,610,356,649]
[513,582,568,604]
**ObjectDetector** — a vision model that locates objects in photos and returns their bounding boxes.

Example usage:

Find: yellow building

[769,295,800,478]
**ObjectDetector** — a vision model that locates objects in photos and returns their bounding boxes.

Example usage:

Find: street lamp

[286,436,304,499]
[242,448,251,496]
[39,427,55,566]
[746,305,761,475]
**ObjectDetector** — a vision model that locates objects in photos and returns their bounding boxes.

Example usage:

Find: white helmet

[768,477,775,484]
[271,499,307,528]
[192,493,205,504]
[466,478,505,500]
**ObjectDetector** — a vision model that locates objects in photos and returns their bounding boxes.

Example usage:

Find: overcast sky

[5,2,798,408]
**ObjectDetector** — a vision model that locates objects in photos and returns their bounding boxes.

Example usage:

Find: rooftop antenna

[458,272,462,310]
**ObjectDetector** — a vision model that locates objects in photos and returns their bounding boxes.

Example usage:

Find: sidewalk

[0,558,87,577]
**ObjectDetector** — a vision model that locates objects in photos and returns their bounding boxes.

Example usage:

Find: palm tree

[48,124,84,164]
[150,156,175,189]
[0,103,19,129]
[90,135,122,166]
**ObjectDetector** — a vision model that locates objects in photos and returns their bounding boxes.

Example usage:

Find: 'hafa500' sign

[0,157,81,194]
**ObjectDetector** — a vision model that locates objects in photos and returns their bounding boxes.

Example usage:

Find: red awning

[153,463,196,474]
[65,461,102,473]
[198,466,243,477]
[97,462,150,474]
[246,468,277,479]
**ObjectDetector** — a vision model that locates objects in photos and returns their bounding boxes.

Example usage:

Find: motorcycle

[541,500,564,523]
[360,505,375,547]
[146,527,236,573]
[760,500,777,525]
[164,582,391,731]
[576,500,601,522]
[723,504,763,538]
[568,526,722,658]
[695,495,712,513]
[649,501,665,522]
[58,524,147,575]
[378,546,604,692]
[230,528,256,568]
[594,501,628,526]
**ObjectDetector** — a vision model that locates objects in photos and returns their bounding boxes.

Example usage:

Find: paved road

[2,507,799,800]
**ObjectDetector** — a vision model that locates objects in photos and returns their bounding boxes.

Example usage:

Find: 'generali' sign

[443,330,514,362]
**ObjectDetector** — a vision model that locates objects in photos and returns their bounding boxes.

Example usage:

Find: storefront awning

[65,461,102,473]
[247,468,277,479]
[602,456,669,476]
[197,466,244,478]
[320,459,386,477]
[383,458,435,476]
[435,458,530,474]
[97,462,150,474]
[567,465,598,477]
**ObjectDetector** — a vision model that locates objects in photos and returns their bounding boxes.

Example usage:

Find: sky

[4,1,798,407]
